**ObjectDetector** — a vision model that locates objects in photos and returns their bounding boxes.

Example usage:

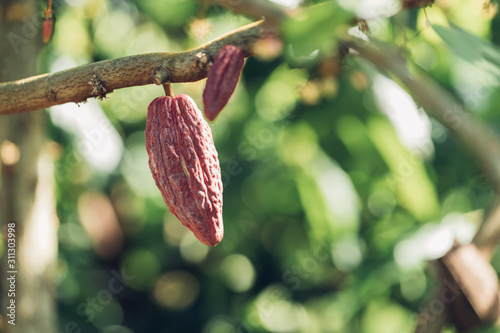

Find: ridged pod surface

[145,95,223,246]
[202,45,245,121]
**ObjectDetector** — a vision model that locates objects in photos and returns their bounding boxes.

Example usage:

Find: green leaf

[367,117,440,222]
[283,2,353,58]
[136,0,197,28]
[433,24,500,68]
[280,122,360,242]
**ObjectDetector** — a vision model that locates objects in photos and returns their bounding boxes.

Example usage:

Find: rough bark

[0,20,271,115]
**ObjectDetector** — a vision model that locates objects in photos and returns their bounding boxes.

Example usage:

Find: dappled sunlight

[372,74,433,157]
[361,301,412,333]
[394,212,477,269]
[120,250,161,291]
[331,235,364,271]
[280,123,361,241]
[399,266,427,302]
[220,254,256,292]
[179,232,210,263]
[339,0,401,19]
[120,131,159,197]
[255,64,308,121]
[153,271,200,311]
[52,6,92,60]
[77,191,124,259]
[0,140,20,165]
[368,118,440,221]
[22,153,58,275]
[164,214,190,246]
[250,284,311,332]
[315,153,360,227]
[269,0,302,9]
[50,100,123,173]
[3,0,497,331]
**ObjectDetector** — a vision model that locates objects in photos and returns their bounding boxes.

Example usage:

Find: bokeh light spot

[180,232,209,264]
[220,254,256,292]
[153,271,200,311]
[121,250,161,291]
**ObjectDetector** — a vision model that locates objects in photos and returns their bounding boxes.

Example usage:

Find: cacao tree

[1,1,500,333]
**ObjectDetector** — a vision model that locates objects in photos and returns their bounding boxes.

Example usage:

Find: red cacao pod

[42,17,54,44]
[145,95,223,246]
[202,45,245,121]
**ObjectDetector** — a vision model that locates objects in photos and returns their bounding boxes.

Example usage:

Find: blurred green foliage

[12,0,500,332]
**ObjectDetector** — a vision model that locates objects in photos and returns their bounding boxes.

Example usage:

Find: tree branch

[0,20,272,115]
[349,39,500,256]
[349,38,500,333]
[348,40,500,194]
[472,198,500,257]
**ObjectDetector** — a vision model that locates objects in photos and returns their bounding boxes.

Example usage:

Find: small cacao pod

[42,17,55,44]
[202,45,245,121]
[145,94,223,246]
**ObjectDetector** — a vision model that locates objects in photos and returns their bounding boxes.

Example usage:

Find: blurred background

[2,0,500,332]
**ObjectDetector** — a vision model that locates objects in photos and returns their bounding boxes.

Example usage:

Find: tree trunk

[0,1,58,332]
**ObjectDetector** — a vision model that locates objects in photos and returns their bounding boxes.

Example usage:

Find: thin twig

[0,20,272,115]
